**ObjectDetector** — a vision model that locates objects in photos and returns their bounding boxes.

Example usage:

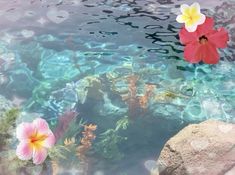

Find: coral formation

[121,75,156,118]
[76,124,97,175]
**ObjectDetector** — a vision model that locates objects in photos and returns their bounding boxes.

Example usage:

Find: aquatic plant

[77,124,97,159]
[122,75,156,118]
[48,144,70,160]
[95,117,128,160]
[115,116,129,131]
[64,137,76,146]
[0,108,20,150]
[53,110,78,142]
[49,137,78,174]
[138,84,156,110]
[76,124,97,175]
[0,150,32,175]
[16,118,55,165]
[154,90,189,103]
[95,129,126,160]
[121,75,141,119]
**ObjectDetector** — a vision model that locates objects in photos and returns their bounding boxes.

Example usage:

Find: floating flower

[16,118,55,164]
[179,17,229,64]
[176,2,206,32]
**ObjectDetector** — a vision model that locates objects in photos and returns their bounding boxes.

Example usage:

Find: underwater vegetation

[77,124,97,175]
[0,0,235,174]
[0,108,97,175]
[95,117,128,161]
[0,108,20,150]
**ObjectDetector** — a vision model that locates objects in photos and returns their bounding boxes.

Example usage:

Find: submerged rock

[157,120,235,175]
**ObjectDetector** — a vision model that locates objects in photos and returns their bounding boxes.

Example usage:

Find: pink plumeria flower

[176,2,206,32]
[16,118,55,165]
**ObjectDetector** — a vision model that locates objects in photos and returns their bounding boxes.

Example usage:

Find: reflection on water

[0,0,235,174]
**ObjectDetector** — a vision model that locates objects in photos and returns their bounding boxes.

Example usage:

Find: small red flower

[179,17,229,64]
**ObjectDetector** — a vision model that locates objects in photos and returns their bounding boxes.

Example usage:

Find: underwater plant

[76,124,97,175]
[95,117,128,161]
[125,75,141,119]
[122,75,156,118]
[0,108,20,150]
[53,110,78,142]
[138,84,156,110]
[177,3,229,64]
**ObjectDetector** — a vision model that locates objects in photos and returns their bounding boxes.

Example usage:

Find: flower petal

[176,15,187,23]
[197,14,206,25]
[185,23,198,32]
[195,42,219,64]
[180,4,189,15]
[32,147,48,165]
[33,118,50,134]
[184,42,202,63]
[179,27,198,44]
[197,17,214,36]
[190,2,200,14]
[208,27,229,48]
[16,122,35,140]
[16,141,33,160]
[43,131,55,148]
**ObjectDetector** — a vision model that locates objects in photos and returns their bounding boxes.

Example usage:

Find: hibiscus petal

[184,42,202,63]
[16,141,33,160]
[32,147,48,165]
[197,17,214,36]
[208,27,229,48]
[43,131,55,148]
[179,27,198,45]
[16,122,35,140]
[33,118,50,134]
[196,42,219,64]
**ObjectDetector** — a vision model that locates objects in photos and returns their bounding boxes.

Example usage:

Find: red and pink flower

[176,2,229,64]
[179,17,229,64]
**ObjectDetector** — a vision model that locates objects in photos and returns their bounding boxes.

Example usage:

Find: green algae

[0,108,20,149]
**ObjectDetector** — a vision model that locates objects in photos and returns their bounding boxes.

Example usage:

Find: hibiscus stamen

[199,35,208,44]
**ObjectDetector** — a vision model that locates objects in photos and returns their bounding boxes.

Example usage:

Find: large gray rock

[157,120,235,175]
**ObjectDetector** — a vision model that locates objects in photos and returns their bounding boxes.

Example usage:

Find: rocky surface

[157,120,235,175]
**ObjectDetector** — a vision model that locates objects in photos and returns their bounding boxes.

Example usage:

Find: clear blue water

[0,0,235,174]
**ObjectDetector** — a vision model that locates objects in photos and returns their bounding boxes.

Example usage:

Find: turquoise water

[0,0,235,174]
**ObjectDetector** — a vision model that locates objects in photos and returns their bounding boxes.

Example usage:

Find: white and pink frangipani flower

[176,2,206,32]
[16,118,55,165]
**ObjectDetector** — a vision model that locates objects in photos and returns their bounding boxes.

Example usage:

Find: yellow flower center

[182,6,201,26]
[29,132,48,150]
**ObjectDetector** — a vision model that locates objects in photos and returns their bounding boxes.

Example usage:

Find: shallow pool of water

[0,0,235,175]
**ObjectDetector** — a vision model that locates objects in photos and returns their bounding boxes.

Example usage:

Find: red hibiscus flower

[179,17,229,64]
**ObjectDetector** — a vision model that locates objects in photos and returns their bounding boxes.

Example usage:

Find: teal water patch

[39,50,80,80]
